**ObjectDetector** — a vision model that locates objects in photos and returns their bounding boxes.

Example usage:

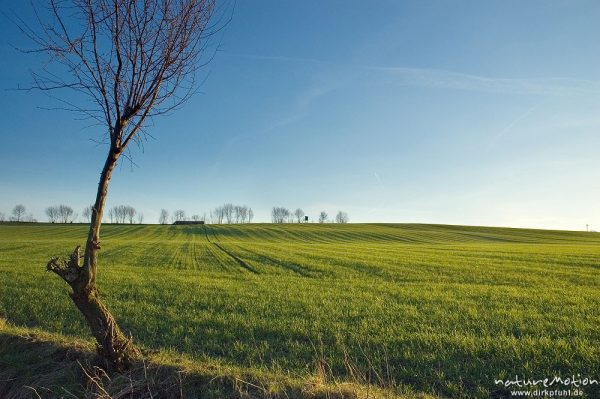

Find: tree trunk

[70,285,139,370]
[47,148,140,371]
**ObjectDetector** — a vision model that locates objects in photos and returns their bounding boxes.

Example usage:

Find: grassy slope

[1,223,600,398]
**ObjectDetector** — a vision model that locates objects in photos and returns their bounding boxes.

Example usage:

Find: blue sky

[1,0,600,229]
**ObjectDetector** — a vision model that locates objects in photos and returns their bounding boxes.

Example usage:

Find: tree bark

[47,148,140,371]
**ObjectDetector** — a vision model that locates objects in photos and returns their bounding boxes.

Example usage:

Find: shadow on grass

[0,323,411,399]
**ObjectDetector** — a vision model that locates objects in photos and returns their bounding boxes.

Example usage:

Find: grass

[1,322,413,399]
[1,222,600,398]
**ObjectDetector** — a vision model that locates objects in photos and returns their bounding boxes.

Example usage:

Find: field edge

[0,319,435,399]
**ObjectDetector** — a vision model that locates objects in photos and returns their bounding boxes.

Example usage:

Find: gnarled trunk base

[47,246,140,371]
[70,288,140,371]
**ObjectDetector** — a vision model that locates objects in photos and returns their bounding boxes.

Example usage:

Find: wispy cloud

[228,53,600,97]
[369,66,600,97]
[208,65,352,170]
[213,56,355,161]
[373,172,384,189]
[486,99,547,151]
[212,53,600,170]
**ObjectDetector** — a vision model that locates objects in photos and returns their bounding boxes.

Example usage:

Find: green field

[1,223,600,398]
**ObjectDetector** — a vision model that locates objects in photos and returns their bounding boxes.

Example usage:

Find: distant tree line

[0,204,37,223]
[158,204,254,224]
[158,209,192,224]
[272,207,292,223]
[46,205,76,223]
[0,203,348,224]
[108,205,144,224]
[271,207,349,224]
[211,204,253,224]
[0,204,143,224]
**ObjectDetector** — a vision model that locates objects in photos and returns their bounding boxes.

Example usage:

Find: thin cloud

[213,53,600,169]
[229,53,600,97]
[209,72,348,169]
[486,100,547,151]
[370,66,600,96]
[373,172,384,189]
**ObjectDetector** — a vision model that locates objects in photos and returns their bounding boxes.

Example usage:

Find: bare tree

[0,212,5,222]
[12,205,26,222]
[248,208,254,223]
[115,206,124,223]
[136,213,144,224]
[271,207,290,224]
[82,205,93,222]
[318,211,328,224]
[232,205,248,223]
[173,209,186,222]
[335,211,349,224]
[108,205,135,224]
[293,208,305,223]
[213,206,224,224]
[58,205,75,223]
[124,206,136,224]
[110,205,124,223]
[239,205,248,223]
[159,209,169,225]
[119,205,127,223]
[233,205,242,223]
[46,206,59,223]
[212,204,249,224]
[21,0,221,370]
[223,203,234,224]
[110,206,117,223]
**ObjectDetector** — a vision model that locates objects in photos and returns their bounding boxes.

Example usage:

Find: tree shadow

[0,327,369,399]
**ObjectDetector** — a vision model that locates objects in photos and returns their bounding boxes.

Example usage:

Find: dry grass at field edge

[0,319,435,399]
